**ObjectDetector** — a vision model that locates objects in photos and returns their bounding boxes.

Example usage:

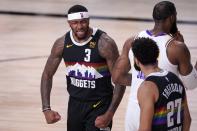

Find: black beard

[134,62,141,71]
[170,22,178,34]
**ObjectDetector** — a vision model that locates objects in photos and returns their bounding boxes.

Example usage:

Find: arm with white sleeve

[180,65,197,90]
[169,40,197,90]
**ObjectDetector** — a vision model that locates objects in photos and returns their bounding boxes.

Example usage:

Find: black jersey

[145,70,185,131]
[63,28,113,101]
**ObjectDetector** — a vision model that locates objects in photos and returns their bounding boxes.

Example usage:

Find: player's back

[145,70,185,131]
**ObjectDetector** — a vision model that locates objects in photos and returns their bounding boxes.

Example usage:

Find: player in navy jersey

[40,5,125,131]
[131,37,191,131]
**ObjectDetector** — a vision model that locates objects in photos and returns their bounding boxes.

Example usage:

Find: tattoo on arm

[40,37,64,110]
[98,33,119,73]
[97,34,126,114]
[107,85,126,113]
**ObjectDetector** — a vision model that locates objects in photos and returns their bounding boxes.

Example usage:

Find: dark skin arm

[95,33,126,128]
[168,31,193,76]
[164,30,197,90]
[112,37,134,86]
[40,36,64,124]
[167,40,193,89]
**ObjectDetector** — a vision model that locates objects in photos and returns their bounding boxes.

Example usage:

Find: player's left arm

[95,33,126,128]
[169,41,197,90]
[138,81,158,131]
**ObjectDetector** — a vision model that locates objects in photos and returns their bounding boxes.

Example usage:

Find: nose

[77,22,83,30]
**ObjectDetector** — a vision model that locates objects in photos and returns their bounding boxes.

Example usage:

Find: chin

[77,35,86,40]
[75,32,84,37]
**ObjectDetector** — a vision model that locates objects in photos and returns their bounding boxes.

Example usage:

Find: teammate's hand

[173,31,184,42]
[95,111,113,128]
[43,110,61,124]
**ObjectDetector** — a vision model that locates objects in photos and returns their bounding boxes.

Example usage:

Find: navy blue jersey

[145,70,185,131]
[63,28,113,101]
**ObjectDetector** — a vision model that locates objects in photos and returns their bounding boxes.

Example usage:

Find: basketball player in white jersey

[133,37,191,131]
[112,1,197,131]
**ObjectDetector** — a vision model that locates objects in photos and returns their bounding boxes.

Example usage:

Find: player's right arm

[183,93,191,131]
[112,37,134,86]
[137,81,158,131]
[40,36,65,124]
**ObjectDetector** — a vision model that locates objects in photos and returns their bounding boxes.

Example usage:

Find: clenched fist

[43,110,61,124]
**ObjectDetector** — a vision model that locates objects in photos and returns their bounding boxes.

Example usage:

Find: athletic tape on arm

[180,67,197,90]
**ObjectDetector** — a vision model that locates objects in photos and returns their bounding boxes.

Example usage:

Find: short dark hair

[68,5,88,14]
[132,38,159,65]
[153,1,176,20]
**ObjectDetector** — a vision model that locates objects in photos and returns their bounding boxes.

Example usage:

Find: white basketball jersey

[128,30,179,102]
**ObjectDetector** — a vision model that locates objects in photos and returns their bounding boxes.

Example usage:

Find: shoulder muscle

[98,33,119,59]
[168,40,192,75]
[51,35,65,58]
[138,81,158,105]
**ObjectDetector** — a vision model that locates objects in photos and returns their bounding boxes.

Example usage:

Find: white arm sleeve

[180,67,197,90]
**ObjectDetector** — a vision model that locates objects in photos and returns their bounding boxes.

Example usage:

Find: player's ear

[134,58,140,67]
[169,14,176,24]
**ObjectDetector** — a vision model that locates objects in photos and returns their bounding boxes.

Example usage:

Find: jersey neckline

[146,69,168,77]
[146,30,167,37]
[70,27,98,46]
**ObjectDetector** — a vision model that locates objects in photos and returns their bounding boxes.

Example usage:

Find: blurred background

[0,0,197,131]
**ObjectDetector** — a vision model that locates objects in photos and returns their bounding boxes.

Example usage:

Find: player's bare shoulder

[167,40,190,65]
[138,80,159,102]
[53,35,65,51]
[98,33,119,58]
[168,40,188,51]
[51,35,65,57]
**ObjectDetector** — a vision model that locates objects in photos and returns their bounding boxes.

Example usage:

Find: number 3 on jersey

[84,49,91,62]
[167,98,182,127]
